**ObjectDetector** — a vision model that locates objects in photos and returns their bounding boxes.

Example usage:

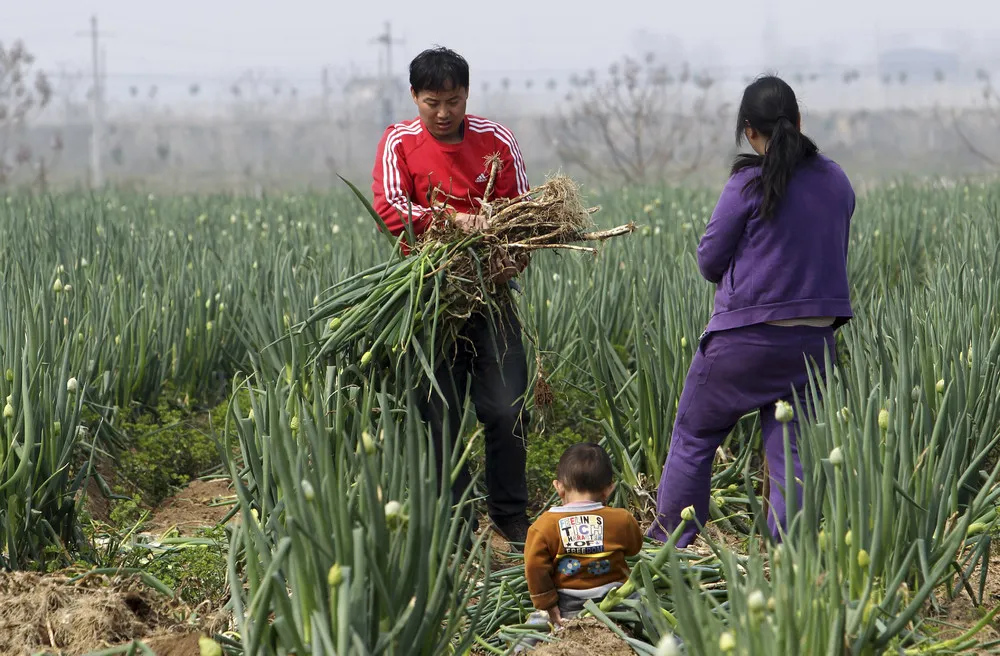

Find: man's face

[412,84,468,141]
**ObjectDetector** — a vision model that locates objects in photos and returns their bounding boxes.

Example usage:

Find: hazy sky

[4,0,999,86]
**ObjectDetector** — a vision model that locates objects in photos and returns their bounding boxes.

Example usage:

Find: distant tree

[0,39,61,189]
[943,69,1000,166]
[543,53,728,186]
[228,69,296,193]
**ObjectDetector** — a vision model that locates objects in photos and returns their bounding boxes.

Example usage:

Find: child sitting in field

[521,442,643,632]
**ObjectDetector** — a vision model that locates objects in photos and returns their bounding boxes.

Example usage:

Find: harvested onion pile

[302,159,635,375]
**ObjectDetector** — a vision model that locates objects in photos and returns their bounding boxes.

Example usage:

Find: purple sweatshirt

[698,154,855,333]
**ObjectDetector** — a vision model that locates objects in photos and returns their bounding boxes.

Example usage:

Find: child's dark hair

[556,443,614,494]
[731,75,819,220]
[409,47,469,94]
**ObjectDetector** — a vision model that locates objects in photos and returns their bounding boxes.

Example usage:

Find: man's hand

[547,605,563,627]
[452,212,487,233]
[491,251,531,286]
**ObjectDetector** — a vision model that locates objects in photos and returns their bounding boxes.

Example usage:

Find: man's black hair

[555,443,614,494]
[409,46,469,94]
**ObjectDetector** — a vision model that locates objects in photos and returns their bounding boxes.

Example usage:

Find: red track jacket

[370,114,530,240]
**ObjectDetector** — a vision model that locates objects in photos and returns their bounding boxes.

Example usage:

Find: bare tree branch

[950,110,999,167]
[945,72,1000,167]
[0,38,56,189]
[543,53,727,187]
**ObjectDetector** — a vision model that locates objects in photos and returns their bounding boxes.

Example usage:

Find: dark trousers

[648,323,836,547]
[419,305,530,525]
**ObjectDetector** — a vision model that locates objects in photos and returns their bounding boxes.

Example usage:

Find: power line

[67,54,1000,87]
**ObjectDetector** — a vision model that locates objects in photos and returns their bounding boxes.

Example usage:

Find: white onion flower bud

[775,400,794,424]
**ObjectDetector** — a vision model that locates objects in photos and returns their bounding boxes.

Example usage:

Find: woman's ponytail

[757,116,817,219]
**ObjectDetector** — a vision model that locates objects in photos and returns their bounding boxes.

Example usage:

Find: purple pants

[647,323,836,547]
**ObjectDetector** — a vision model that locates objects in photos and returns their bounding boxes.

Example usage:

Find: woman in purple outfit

[647,75,856,547]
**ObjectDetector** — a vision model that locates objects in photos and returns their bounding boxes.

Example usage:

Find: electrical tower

[372,21,404,127]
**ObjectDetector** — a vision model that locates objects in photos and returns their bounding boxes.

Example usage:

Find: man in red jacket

[370,46,531,549]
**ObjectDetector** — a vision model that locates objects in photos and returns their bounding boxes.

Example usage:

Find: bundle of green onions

[300,160,635,381]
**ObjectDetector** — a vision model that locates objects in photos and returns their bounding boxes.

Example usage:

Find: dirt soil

[142,631,204,655]
[0,571,223,656]
[0,476,238,656]
[77,458,118,525]
[920,544,1000,654]
[528,618,633,655]
[143,478,237,535]
[486,529,522,571]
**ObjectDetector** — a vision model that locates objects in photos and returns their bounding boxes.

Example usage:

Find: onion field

[0,179,998,655]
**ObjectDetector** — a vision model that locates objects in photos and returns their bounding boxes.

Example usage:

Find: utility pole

[89,16,103,188]
[76,15,109,189]
[372,21,404,127]
[321,67,331,119]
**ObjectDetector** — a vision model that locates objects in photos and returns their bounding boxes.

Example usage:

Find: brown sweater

[524,502,644,610]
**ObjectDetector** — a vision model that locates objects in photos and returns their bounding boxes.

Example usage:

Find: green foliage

[524,377,604,509]
[109,488,145,528]
[209,387,251,430]
[222,357,484,654]
[525,427,584,510]
[460,373,604,511]
[144,526,229,607]
[116,399,222,507]
[534,376,603,442]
